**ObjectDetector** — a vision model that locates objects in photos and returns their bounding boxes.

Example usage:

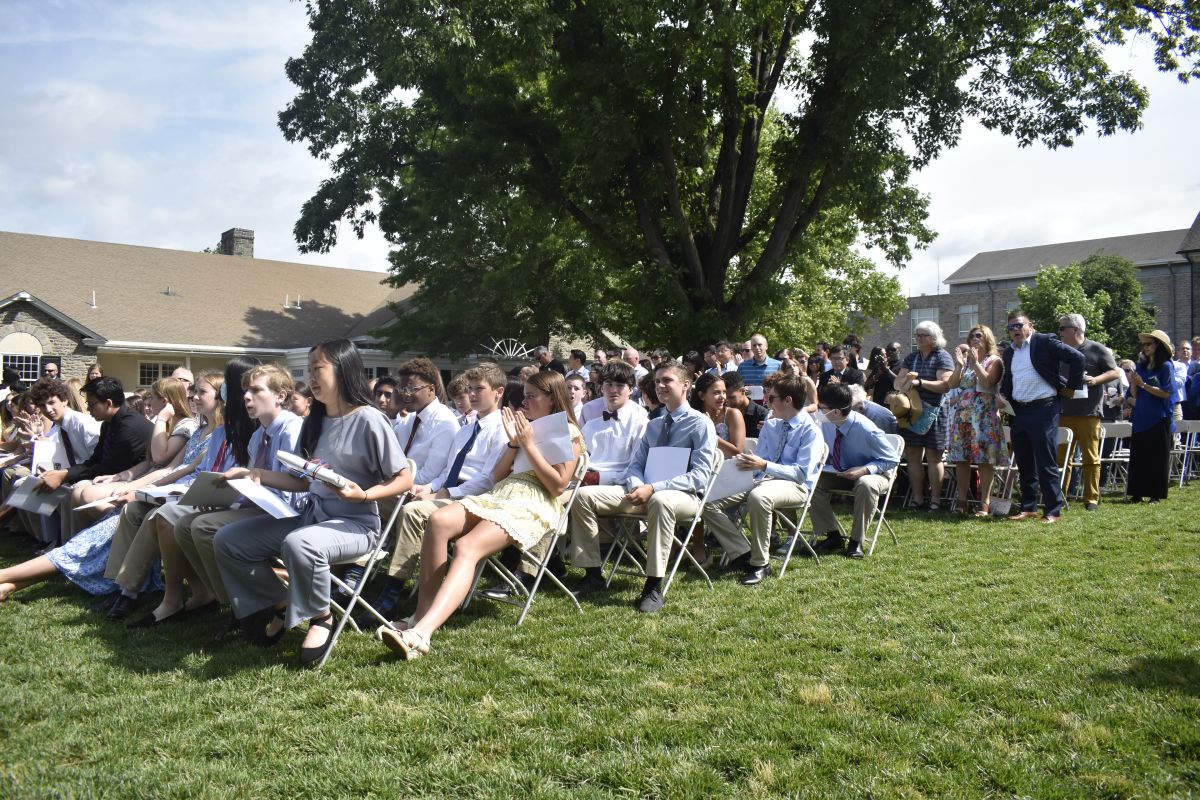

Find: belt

[1011,396,1056,409]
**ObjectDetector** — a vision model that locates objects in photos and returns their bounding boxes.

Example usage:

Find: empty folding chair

[1056,427,1074,493]
[1175,419,1200,487]
[1099,421,1131,494]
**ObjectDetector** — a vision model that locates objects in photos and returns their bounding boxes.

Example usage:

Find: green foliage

[1015,265,1111,344]
[1077,253,1159,359]
[4,493,1200,797]
[279,1,1200,354]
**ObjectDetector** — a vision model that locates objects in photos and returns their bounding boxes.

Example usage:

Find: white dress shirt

[392,399,460,484]
[578,396,607,427]
[1009,340,1055,402]
[57,408,102,464]
[581,402,649,485]
[430,408,508,498]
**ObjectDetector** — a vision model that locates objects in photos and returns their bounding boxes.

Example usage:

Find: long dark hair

[224,355,262,466]
[1142,340,1171,371]
[299,339,374,459]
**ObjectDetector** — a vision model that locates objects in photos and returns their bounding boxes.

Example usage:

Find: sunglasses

[1007,323,1025,331]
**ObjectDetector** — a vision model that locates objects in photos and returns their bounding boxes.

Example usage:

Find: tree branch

[656,136,708,298]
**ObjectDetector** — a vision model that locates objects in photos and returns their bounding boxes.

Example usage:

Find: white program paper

[31,437,68,475]
[512,412,574,474]
[746,384,765,401]
[176,472,241,508]
[3,478,68,515]
[644,446,691,484]
[228,478,298,519]
[136,484,191,504]
[706,459,757,501]
[1073,387,1089,399]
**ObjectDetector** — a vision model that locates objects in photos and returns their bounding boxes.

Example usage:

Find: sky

[2,1,1198,300]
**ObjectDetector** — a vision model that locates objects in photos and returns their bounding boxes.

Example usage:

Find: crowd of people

[0,315,1192,664]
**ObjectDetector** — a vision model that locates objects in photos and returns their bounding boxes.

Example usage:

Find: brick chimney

[220,228,254,257]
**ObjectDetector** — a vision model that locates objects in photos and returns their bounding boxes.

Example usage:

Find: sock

[340,565,366,594]
[374,576,405,610]
[642,576,662,594]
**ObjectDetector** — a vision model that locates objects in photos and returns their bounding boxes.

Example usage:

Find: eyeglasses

[766,394,780,403]
[396,384,432,396]
[915,333,934,339]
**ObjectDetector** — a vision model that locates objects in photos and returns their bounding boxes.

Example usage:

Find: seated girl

[212,339,411,667]
[380,370,582,660]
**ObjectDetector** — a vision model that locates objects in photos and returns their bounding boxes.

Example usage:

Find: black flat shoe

[299,615,335,667]
[242,606,287,647]
[105,595,138,620]
[127,607,186,629]
[88,590,120,614]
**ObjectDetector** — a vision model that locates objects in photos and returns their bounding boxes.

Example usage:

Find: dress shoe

[740,564,771,585]
[1084,502,1098,511]
[636,587,665,614]
[1006,511,1040,521]
[127,607,186,629]
[88,590,120,614]
[773,534,796,557]
[844,539,865,559]
[571,572,608,600]
[1040,515,1061,524]
[720,552,752,573]
[105,595,138,621]
[812,534,846,554]
[298,615,335,668]
[480,573,534,601]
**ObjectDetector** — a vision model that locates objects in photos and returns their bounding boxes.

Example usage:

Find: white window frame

[138,361,182,388]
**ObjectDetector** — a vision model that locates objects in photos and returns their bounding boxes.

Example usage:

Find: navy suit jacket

[1001,333,1085,400]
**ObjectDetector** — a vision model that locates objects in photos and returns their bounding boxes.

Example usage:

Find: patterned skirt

[460,471,563,551]
[44,511,164,596]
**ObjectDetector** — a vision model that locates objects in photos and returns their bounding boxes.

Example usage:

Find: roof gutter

[85,339,290,357]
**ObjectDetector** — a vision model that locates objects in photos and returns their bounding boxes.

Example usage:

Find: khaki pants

[102,500,157,595]
[569,485,700,578]
[174,508,265,605]
[703,480,811,567]
[810,471,892,542]
[385,499,453,580]
[1057,414,1102,505]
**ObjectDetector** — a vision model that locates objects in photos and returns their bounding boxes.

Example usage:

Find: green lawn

[1,490,1198,799]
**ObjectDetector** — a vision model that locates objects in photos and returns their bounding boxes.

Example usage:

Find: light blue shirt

[737,356,782,387]
[253,409,304,503]
[624,402,717,495]
[820,410,899,475]
[195,425,232,473]
[754,411,823,491]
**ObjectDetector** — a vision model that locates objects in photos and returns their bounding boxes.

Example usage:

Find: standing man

[534,346,567,376]
[843,335,869,371]
[622,347,648,381]
[737,333,781,402]
[569,361,717,613]
[1000,313,1085,524]
[565,349,591,381]
[41,360,60,380]
[170,367,194,390]
[1056,314,1120,511]
[1172,339,1191,421]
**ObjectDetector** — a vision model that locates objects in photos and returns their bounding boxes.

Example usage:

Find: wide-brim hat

[886,388,924,429]
[1138,329,1173,358]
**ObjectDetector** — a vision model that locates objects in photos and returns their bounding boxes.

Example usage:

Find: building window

[2,354,40,384]
[957,304,979,342]
[364,366,390,380]
[138,361,181,388]
[910,308,939,349]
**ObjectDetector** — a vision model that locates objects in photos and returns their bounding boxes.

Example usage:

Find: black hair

[83,376,125,407]
[693,372,724,396]
[827,345,846,358]
[503,377,525,411]
[29,378,70,406]
[818,382,853,412]
[1143,340,1171,370]
[374,374,399,390]
[681,350,706,378]
[293,380,314,401]
[842,334,862,352]
[224,355,263,466]
[2,367,23,390]
[299,339,374,460]
[569,349,587,364]
[722,371,745,391]
[651,347,673,361]
[599,361,636,386]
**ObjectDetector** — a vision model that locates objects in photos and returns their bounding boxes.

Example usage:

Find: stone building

[870,212,1200,357]
[0,228,489,389]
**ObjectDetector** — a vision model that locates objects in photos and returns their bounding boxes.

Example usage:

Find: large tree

[280,0,1199,355]
[1015,265,1111,344]
[1077,253,1158,359]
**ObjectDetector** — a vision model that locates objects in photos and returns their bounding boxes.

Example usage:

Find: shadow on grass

[1094,654,1200,697]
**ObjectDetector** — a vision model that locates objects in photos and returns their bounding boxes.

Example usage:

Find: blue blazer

[1001,333,1085,399]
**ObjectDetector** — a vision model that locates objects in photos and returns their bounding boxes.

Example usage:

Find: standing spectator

[843,334,869,371]
[1056,315,1120,510]
[999,313,1085,523]
[897,321,956,511]
[593,348,608,366]
[707,341,738,376]
[623,347,648,381]
[1171,339,1191,421]
[86,363,104,382]
[41,360,60,380]
[945,325,1006,516]
[1126,330,1175,504]
[534,346,567,376]
[650,348,674,368]
[565,349,590,381]
[864,346,896,406]
[736,333,781,402]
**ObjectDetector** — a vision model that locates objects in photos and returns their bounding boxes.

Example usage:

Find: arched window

[0,332,44,383]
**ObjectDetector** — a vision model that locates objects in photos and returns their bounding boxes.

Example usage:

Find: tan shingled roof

[0,231,411,349]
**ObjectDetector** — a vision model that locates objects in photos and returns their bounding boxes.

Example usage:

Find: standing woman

[1127,330,1175,504]
[381,371,582,660]
[695,373,746,457]
[946,326,1006,516]
[213,339,411,666]
[899,321,957,510]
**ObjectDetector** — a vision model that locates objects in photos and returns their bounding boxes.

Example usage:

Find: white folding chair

[806,433,904,557]
[1056,426,1074,493]
[602,450,725,596]
[743,438,758,454]
[1099,421,1131,493]
[465,451,590,625]
[1174,419,1200,487]
[772,441,828,575]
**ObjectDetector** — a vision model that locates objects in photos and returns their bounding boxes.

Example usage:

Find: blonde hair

[64,378,87,412]
[196,370,225,427]
[151,377,194,434]
[242,364,295,400]
[969,325,998,357]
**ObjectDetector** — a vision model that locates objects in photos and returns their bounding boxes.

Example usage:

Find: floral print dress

[948,355,1007,465]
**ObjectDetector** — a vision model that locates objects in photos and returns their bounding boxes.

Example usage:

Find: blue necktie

[656,413,674,447]
[444,421,481,487]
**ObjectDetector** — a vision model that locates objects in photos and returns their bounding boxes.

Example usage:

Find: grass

[1,489,1199,799]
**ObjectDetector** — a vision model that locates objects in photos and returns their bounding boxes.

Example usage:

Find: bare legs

[147,517,216,621]
[0,555,60,601]
[954,463,996,513]
[906,447,944,506]
[409,503,512,641]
